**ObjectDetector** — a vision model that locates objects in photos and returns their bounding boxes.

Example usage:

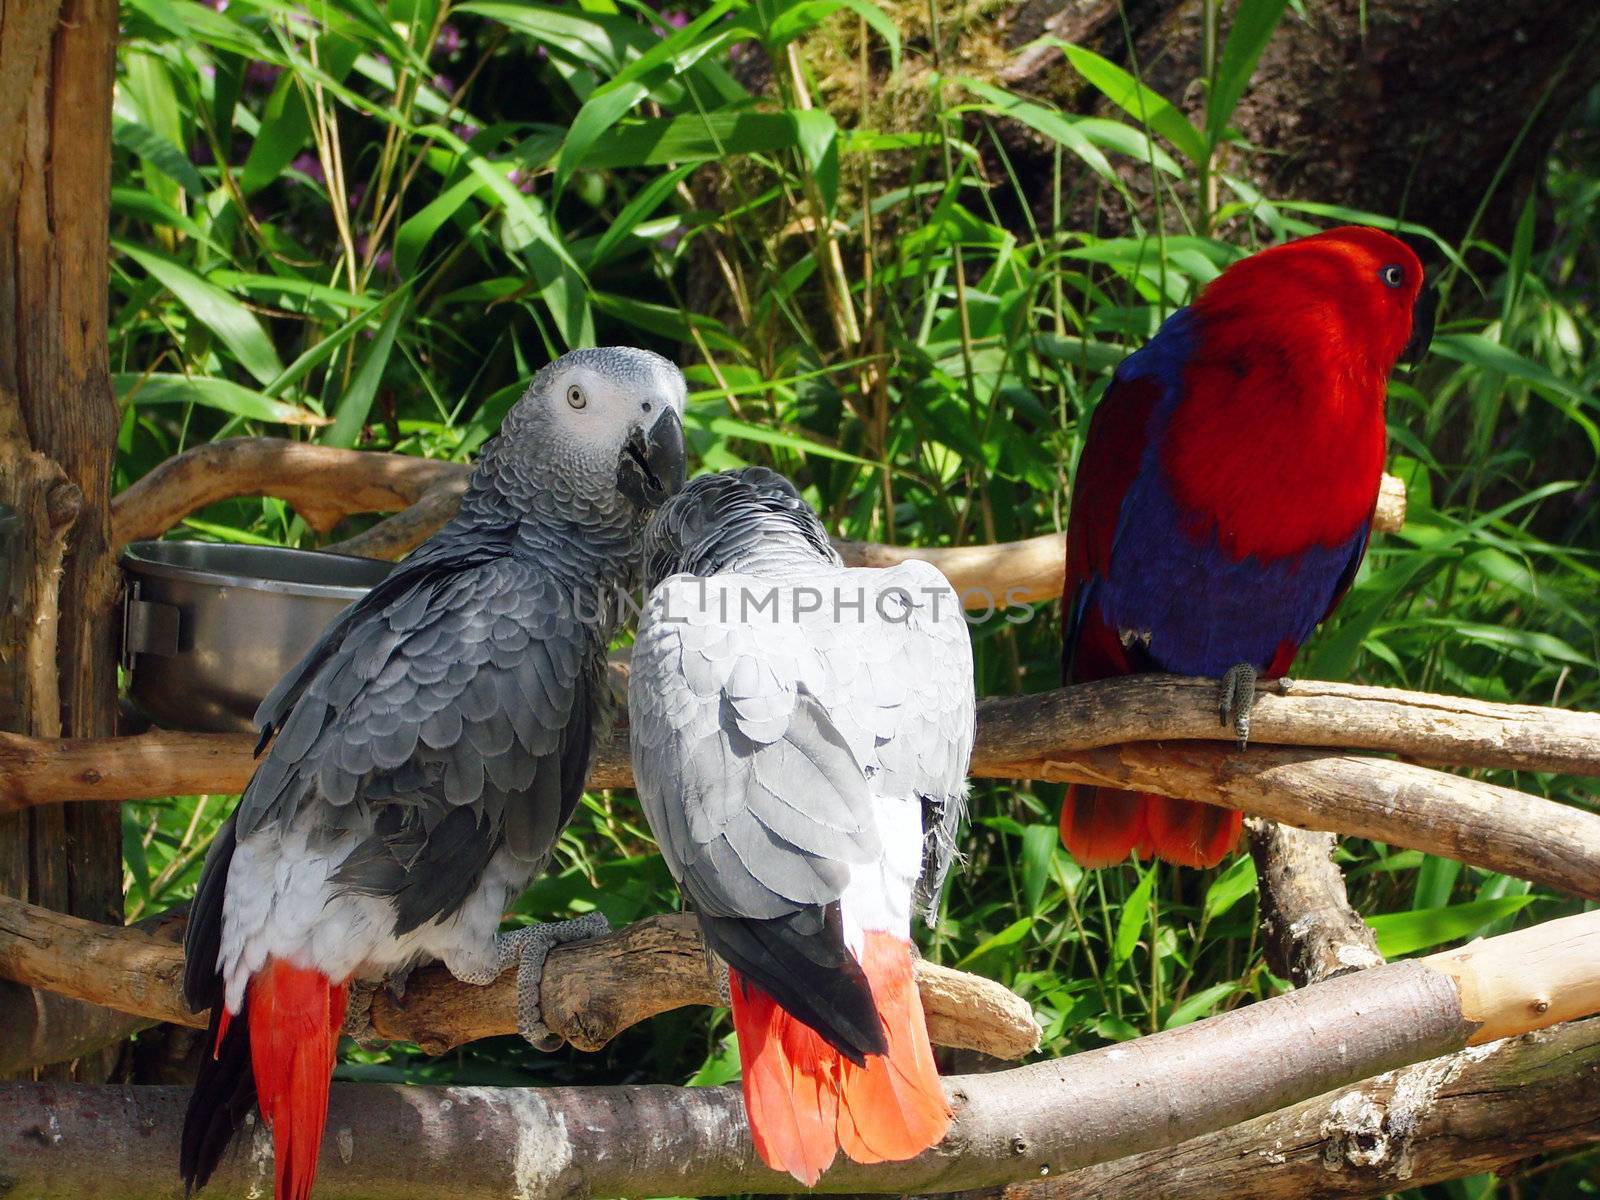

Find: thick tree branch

[957,1017,1600,1200]
[6,913,1600,1198]
[0,898,1039,1060]
[110,438,461,544]
[9,676,1598,809]
[7,678,1598,895]
[1247,819,1383,986]
[109,437,1407,605]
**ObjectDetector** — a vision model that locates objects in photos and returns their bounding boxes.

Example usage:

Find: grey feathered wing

[184,532,601,1010]
[629,561,973,1058]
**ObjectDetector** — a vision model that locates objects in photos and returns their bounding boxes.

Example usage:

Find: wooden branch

[1008,741,1600,900]
[0,896,1039,1060]
[9,677,1599,895]
[110,438,463,545]
[108,437,1407,605]
[959,1017,1600,1200]
[5,912,1598,1198]
[974,675,1600,778]
[1247,819,1383,986]
[11,675,1600,808]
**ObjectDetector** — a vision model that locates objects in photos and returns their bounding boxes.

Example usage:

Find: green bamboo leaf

[1054,42,1209,165]
[590,164,694,268]
[1204,0,1291,146]
[554,0,746,191]
[112,119,208,199]
[1163,982,1238,1029]
[954,916,1034,969]
[115,372,328,426]
[1020,823,1059,915]
[1368,897,1538,957]
[1202,854,1258,922]
[1113,866,1157,965]
[117,242,286,386]
[325,298,408,448]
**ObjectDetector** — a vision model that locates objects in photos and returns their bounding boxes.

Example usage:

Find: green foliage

[111,1,1598,1192]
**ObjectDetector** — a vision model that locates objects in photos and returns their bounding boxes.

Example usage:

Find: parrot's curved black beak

[1401,280,1439,370]
[619,406,687,509]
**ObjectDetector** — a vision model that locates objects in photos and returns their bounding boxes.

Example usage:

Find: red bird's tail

[248,959,349,1200]
[1060,784,1241,869]
[730,932,950,1186]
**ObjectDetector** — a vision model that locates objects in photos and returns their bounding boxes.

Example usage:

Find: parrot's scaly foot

[341,980,386,1048]
[1218,662,1258,750]
[453,912,613,1051]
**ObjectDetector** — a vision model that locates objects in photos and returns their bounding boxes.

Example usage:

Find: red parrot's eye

[1379,264,1405,289]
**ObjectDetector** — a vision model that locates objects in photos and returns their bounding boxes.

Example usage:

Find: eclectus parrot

[1059,225,1437,869]
[629,468,975,1185]
[180,348,688,1200]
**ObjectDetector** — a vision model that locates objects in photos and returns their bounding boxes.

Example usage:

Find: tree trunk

[995,0,1600,245]
[0,0,122,1076]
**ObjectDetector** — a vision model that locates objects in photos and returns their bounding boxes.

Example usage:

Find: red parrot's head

[1195,225,1436,379]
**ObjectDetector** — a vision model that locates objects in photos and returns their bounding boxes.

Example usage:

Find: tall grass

[111,1,1598,1192]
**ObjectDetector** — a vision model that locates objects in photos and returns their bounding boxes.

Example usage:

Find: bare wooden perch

[4,911,1598,1199]
[108,436,1408,605]
[8,675,1600,895]
[1247,819,1383,986]
[962,1017,1600,1200]
[0,896,1039,1060]
[111,437,461,545]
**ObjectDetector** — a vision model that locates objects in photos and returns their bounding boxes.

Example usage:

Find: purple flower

[506,166,537,195]
[728,39,756,62]
[354,233,394,276]
[347,180,368,211]
[202,0,228,11]
[290,151,325,186]
[661,9,688,29]
[433,23,463,55]
[452,122,481,143]
[244,60,281,91]
[433,73,456,97]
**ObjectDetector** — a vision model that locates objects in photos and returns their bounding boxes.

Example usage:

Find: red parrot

[1058,225,1437,869]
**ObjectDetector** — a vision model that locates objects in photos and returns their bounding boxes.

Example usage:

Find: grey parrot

[628,467,975,1185]
[179,347,688,1200]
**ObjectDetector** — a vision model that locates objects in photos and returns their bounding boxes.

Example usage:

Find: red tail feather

[1061,785,1239,869]
[730,932,949,1185]
[248,959,348,1200]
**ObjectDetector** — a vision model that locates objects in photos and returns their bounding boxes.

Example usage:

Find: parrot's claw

[341,980,386,1049]
[454,912,613,1051]
[1218,662,1258,750]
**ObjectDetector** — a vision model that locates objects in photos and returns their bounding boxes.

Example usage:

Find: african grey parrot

[179,347,688,1200]
[628,468,975,1184]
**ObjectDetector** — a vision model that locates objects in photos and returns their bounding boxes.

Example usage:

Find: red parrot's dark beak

[1401,280,1438,370]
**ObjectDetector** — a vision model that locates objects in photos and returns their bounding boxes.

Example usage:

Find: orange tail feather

[248,959,348,1200]
[1061,786,1241,869]
[730,932,949,1186]
[1059,784,1149,867]
[1144,796,1242,868]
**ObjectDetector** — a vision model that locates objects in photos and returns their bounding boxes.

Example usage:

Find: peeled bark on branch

[1247,819,1383,986]
[958,1017,1600,1200]
[0,898,1039,1060]
[109,436,1407,605]
[6,913,1600,1199]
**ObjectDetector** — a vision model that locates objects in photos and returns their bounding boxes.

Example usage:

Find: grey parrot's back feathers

[631,469,976,1061]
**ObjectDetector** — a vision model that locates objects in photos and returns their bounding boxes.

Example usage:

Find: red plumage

[246,960,349,1200]
[730,932,949,1186]
[1060,226,1430,869]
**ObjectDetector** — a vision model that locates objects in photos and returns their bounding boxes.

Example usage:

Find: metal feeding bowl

[121,541,393,734]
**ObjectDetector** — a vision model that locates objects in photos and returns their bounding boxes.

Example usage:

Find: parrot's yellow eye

[1379,264,1405,289]
[567,384,586,410]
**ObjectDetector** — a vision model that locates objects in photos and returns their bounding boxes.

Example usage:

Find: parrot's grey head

[492,346,689,514]
[643,466,840,588]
